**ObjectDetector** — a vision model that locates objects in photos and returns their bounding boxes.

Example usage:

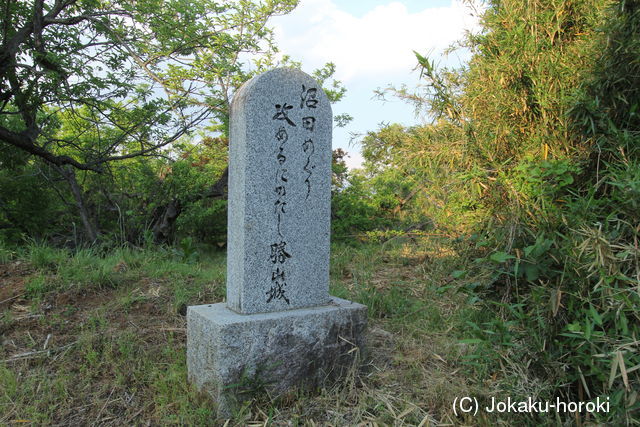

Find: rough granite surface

[227,68,333,314]
[187,297,367,417]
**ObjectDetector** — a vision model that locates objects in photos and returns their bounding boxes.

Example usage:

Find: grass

[0,238,558,425]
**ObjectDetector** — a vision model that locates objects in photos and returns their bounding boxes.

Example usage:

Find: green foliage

[331,171,397,239]
[0,0,309,246]
[358,0,640,422]
[335,118,480,240]
[27,243,68,271]
[0,147,65,242]
[432,0,639,421]
[0,0,361,248]
[175,237,200,263]
[1,0,299,169]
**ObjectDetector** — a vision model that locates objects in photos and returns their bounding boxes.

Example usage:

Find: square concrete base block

[187,296,367,417]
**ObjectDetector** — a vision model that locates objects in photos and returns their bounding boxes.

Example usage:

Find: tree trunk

[152,198,181,244]
[58,166,99,243]
[151,166,228,244]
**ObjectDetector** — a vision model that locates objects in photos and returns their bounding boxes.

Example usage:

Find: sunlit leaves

[0,0,299,172]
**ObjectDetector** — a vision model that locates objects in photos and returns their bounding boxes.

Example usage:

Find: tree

[0,0,297,241]
[0,0,299,169]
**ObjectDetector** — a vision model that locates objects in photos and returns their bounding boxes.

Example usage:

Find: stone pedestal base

[187,297,367,417]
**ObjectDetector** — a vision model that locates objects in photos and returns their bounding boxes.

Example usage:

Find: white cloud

[269,0,483,170]
[343,149,364,170]
[272,0,481,83]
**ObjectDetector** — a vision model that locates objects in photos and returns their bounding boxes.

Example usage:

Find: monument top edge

[231,67,331,109]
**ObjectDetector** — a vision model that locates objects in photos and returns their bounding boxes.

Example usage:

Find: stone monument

[187,68,367,416]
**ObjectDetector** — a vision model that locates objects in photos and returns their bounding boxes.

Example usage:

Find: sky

[269,0,483,168]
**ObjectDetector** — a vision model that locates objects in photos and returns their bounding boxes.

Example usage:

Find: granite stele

[187,68,367,416]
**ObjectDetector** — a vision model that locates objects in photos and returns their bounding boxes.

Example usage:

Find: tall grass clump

[381,0,640,422]
[457,0,640,422]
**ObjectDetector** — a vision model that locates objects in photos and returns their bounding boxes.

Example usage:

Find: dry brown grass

[0,241,494,425]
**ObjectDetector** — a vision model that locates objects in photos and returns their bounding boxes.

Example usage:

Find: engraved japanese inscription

[226,68,332,314]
